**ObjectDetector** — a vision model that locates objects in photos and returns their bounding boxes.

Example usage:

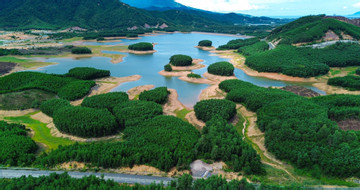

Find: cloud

[175,0,260,12]
[353,1,360,7]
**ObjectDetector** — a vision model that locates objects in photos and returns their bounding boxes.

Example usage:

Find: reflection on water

[37,32,325,107]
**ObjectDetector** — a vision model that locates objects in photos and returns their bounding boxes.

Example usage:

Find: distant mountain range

[0,0,289,33]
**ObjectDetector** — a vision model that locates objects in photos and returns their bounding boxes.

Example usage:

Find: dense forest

[195,116,264,174]
[139,87,170,104]
[194,99,236,122]
[219,79,360,178]
[128,42,154,51]
[328,76,360,91]
[207,61,235,76]
[268,15,360,44]
[244,43,360,78]
[169,55,193,66]
[37,116,200,171]
[0,121,37,166]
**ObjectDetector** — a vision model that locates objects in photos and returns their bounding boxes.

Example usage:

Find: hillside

[121,0,185,9]
[0,0,164,30]
[267,15,360,45]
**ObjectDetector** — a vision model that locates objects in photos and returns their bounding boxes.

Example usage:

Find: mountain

[0,0,164,30]
[267,15,360,45]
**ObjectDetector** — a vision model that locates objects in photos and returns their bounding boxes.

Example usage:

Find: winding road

[0,169,174,185]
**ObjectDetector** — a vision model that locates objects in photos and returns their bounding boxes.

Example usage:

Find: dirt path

[238,106,297,181]
[0,109,37,118]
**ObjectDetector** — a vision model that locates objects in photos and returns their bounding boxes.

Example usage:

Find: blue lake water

[36,32,325,107]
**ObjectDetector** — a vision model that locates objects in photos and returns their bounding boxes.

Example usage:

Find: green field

[5,112,74,151]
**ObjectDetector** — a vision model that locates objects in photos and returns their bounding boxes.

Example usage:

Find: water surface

[38,32,324,107]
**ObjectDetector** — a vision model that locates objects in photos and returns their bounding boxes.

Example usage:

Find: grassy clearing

[4,112,74,151]
[0,56,54,68]
[175,109,192,122]
[0,89,55,110]
[60,37,83,43]
[234,109,245,136]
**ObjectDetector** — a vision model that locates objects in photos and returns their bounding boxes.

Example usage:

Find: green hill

[268,15,360,45]
[0,0,163,30]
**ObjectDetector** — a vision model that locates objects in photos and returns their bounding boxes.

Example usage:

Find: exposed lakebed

[36,32,325,107]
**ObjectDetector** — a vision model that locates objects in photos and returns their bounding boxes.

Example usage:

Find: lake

[37,32,324,107]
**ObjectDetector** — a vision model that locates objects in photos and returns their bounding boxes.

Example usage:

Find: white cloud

[353,1,360,7]
[175,0,260,12]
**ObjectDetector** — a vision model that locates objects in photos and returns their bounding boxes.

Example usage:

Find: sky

[175,0,360,16]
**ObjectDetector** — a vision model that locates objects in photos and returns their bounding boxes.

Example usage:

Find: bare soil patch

[195,46,216,51]
[71,75,141,105]
[158,70,191,77]
[127,85,155,100]
[337,119,360,131]
[185,111,206,129]
[163,89,186,116]
[281,86,320,97]
[203,72,237,83]
[178,75,216,84]
[199,85,225,100]
[0,62,16,75]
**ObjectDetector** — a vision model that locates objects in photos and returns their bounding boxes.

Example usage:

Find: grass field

[4,112,74,151]
[0,56,53,68]
[0,90,55,110]
[175,109,192,122]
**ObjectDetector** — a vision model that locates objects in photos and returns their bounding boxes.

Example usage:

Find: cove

[37,32,325,107]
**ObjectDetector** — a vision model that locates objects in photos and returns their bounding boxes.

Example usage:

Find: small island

[127,42,157,54]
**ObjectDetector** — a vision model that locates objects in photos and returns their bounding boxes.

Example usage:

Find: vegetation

[328,76,360,91]
[0,49,22,56]
[169,55,193,66]
[71,47,92,54]
[198,40,212,47]
[0,72,95,101]
[37,116,200,171]
[268,15,360,45]
[207,61,234,76]
[164,64,172,72]
[0,89,55,110]
[238,41,269,56]
[81,92,129,111]
[195,116,264,174]
[40,98,71,117]
[113,100,163,128]
[217,38,259,50]
[5,114,74,151]
[187,73,201,78]
[139,87,170,104]
[194,99,236,122]
[220,79,360,178]
[126,34,139,38]
[65,67,110,80]
[0,121,37,166]
[57,80,96,101]
[312,94,360,121]
[53,106,118,138]
[128,42,154,51]
[356,68,360,75]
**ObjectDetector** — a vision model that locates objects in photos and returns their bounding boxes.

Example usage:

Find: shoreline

[191,31,253,38]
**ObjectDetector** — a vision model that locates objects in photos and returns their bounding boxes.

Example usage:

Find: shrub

[53,106,118,138]
[0,121,37,166]
[357,68,360,75]
[96,37,105,41]
[169,54,193,66]
[198,40,212,47]
[139,87,170,104]
[66,67,110,80]
[164,64,172,72]
[71,47,92,54]
[57,81,96,101]
[126,34,138,38]
[187,73,201,78]
[128,42,153,51]
[328,76,360,91]
[81,92,129,111]
[113,101,163,127]
[207,61,234,76]
[40,99,71,117]
[194,99,236,122]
